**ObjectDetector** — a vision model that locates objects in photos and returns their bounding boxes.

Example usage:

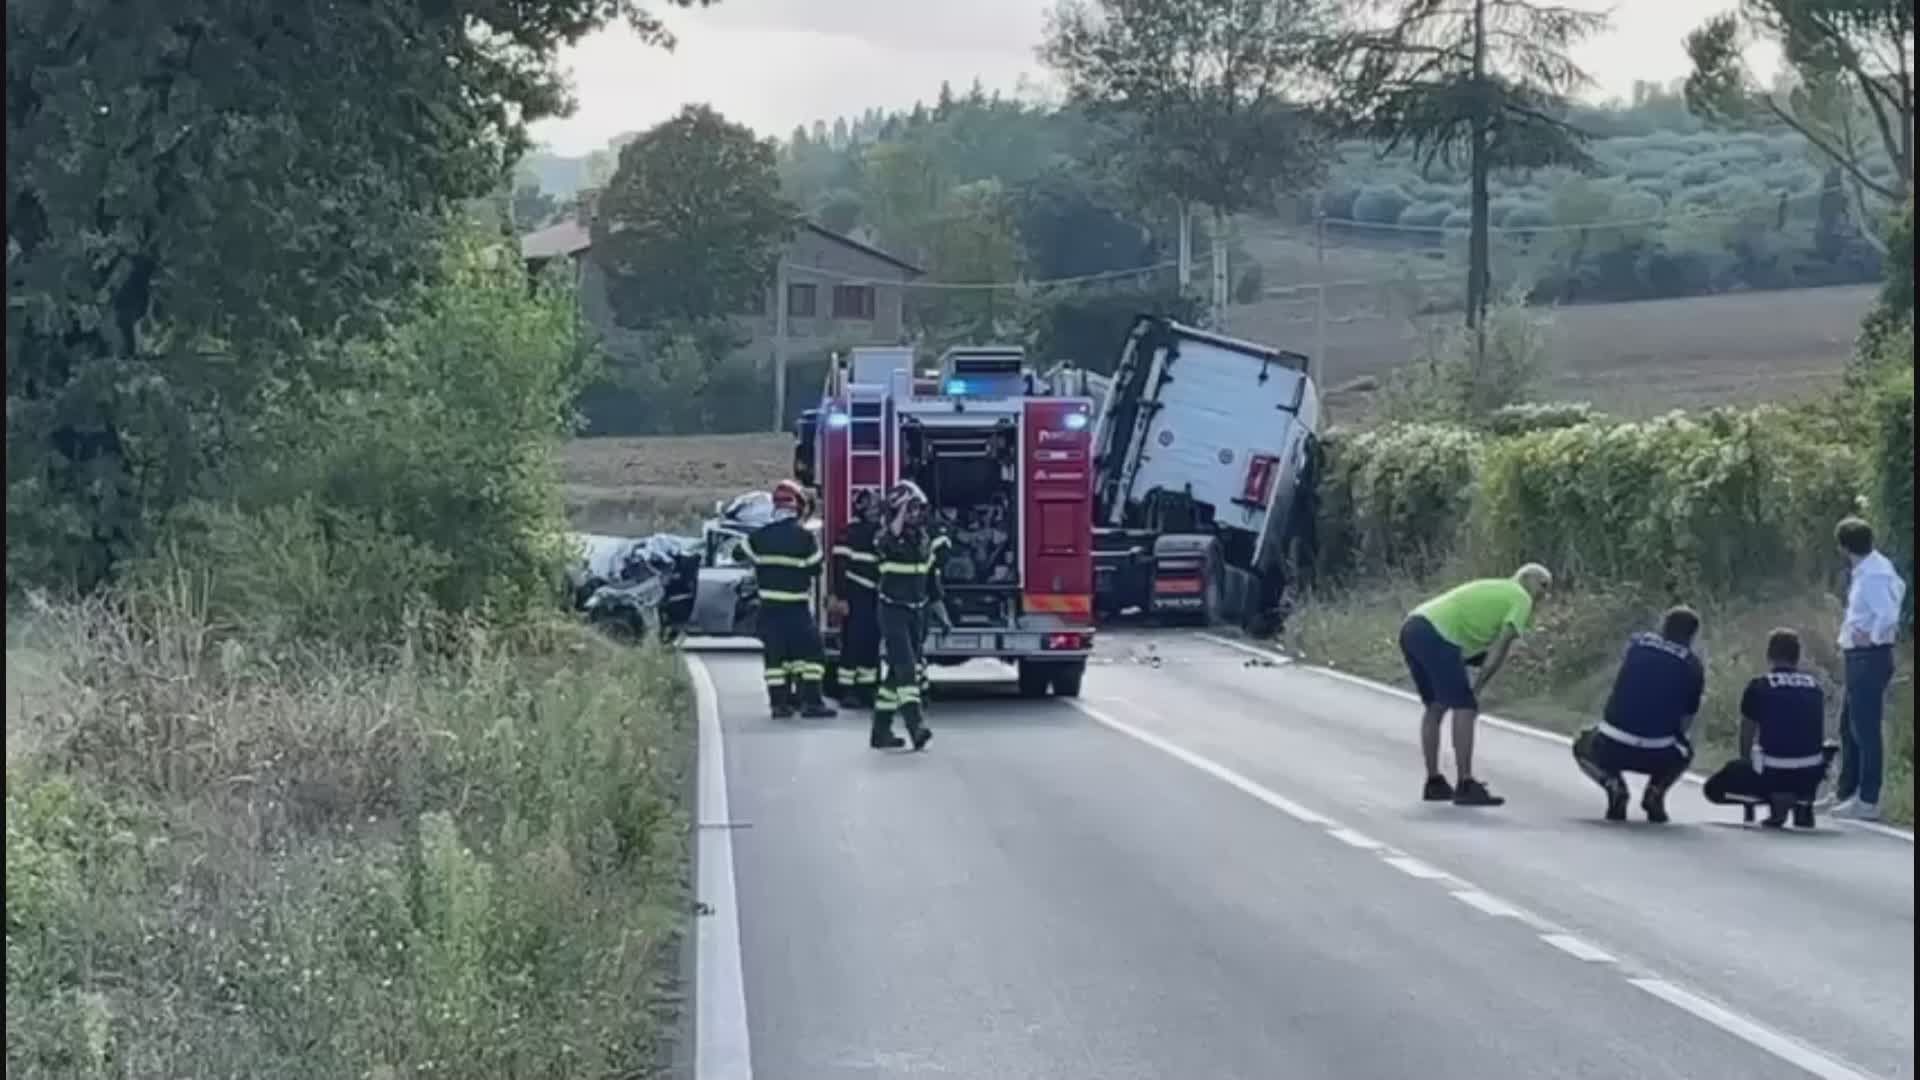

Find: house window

[787,283,817,318]
[832,285,876,320]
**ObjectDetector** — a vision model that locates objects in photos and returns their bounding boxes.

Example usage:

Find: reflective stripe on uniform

[834,547,879,564]
[846,573,878,590]
[763,669,787,686]
[880,560,933,575]
[759,590,812,603]
[753,552,823,569]
[1597,721,1677,750]
[792,662,826,681]
[851,667,879,685]
[1761,751,1825,769]
[894,686,922,705]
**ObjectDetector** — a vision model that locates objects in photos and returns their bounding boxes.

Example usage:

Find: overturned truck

[1044,316,1323,633]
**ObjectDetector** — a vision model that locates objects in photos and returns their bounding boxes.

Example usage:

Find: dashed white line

[1541,934,1617,964]
[1382,854,1449,879]
[1067,694,1890,1080]
[1630,979,1880,1080]
[1451,889,1526,919]
[687,656,755,1080]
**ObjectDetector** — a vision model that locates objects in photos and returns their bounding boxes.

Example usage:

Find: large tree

[1324,0,1607,330]
[592,104,794,329]
[6,0,698,590]
[1042,0,1333,320]
[1685,0,1913,228]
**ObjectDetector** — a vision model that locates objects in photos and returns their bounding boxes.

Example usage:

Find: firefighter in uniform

[871,481,937,751]
[831,490,883,708]
[1704,628,1840,829]
[742,480,837,720]
[1572,606,1705,824]
[919,526,954,702]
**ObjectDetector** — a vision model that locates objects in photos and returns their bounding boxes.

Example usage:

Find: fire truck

[794,345,1099,698]
[1042,316,1323,632]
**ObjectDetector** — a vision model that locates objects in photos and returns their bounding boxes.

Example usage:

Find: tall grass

[6,586,693,1079]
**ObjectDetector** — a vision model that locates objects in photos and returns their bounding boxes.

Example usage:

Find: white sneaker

[1832,800,1883,822]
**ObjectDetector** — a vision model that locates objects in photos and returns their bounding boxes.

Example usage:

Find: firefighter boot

[797,672,839,719]
[767,682,795,720]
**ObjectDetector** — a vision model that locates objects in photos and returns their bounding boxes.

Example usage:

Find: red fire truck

[794,344,1098,698]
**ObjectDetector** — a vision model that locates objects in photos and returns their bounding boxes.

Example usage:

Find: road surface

[690,630,1914,1080]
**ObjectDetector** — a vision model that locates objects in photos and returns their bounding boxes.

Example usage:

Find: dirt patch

[561,433,793,534]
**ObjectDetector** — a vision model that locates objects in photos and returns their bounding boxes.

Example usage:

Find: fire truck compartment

[904,420,1022,626]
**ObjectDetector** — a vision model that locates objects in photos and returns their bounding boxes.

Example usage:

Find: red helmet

[772,479,807,513]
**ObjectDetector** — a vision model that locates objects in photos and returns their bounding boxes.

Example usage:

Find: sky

[528,0,1778,158]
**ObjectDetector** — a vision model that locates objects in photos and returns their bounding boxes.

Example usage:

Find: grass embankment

[5,591,694,1078]
[1289,578,1915,826]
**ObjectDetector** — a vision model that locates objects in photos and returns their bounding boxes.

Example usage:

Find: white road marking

[1327,827,1383,850]
[687,656,755,1080]
[1629,979,1882,1080]
[1383,855,1449,880]
[1194,632,1295,664]
[1071,693,1885,1080]
[1541,935,1617,964]
[1451,889,1526,919]
[1265,649,1914,845]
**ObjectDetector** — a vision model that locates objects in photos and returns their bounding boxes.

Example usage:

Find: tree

[1011,168,1162,279]
[1042,0,1332,317]
[1685,0,1913,212]
[592,105,795,329]
[1323,0,1607,330]
[6,0,695,592]
[513,183,560,230]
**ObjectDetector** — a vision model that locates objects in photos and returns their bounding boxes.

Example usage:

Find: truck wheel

[1050,661,1086,698]
[1017,661,1052,698]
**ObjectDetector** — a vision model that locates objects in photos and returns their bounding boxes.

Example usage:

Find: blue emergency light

[826,411,851,430]
[1064,411,1089,431]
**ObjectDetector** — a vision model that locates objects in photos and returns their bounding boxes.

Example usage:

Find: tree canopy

[591,104,795,329]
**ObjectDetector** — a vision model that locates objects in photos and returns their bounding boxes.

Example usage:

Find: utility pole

[1177,203,1192,292]
[772,261,789,432]
[1211,207,1229,331]
[1315,210,1329,389]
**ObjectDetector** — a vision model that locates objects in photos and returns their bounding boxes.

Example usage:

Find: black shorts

[1400,615,1477,711]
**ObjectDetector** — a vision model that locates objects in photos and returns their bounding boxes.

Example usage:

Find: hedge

[1317,406,1867,595]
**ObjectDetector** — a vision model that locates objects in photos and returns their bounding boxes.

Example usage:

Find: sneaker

[1604,779,1629,822]
[1832,800,1883,822]
[1422,775,1456,802]
[1453,778,1505,807]
[1642,788,1670,825]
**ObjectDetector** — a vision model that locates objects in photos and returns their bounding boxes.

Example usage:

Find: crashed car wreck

[568,492,771,642]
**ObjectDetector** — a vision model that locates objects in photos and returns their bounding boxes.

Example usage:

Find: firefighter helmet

[771,479,808,514]
[887,480,928,513]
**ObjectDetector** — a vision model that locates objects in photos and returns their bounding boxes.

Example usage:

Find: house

[520,197,925,401]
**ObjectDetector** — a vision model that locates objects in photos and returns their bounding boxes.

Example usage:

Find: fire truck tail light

[1045,632,1091,651]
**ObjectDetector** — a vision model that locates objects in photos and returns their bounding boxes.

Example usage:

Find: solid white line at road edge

[1630,979,1879,1080]
[1204,634,1915,844]
[1067,697,1891,1080]
[687,655,754,1080]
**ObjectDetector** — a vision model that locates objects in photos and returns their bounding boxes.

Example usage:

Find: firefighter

[742,480,837,720]
[872,480,937,751]
[918,524,954,701]
[831,490,883,708]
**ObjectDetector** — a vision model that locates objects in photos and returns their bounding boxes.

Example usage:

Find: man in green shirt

[1398,564,1554,807]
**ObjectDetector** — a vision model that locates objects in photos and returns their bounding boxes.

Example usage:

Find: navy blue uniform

[871,524,938,749]
[1705,668,1835,825]
[742,518,830,716]
[832,520,882,706]
[1574,633,1703,818]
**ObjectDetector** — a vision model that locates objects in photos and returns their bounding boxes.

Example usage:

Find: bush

[1873,364,1915,618]
[1399,201,1454,230]
[1377,291,1551,424]
[5,596,692,1079]
[1351,185,1413,225]
[1317,423,1484,578]
[1484,402,1605,436]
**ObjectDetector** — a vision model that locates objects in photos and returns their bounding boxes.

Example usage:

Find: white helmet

[887,480,928,513]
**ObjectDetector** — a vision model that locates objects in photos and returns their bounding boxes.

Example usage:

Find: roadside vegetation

[1292,201,1916,824]
[7,3,698,1075]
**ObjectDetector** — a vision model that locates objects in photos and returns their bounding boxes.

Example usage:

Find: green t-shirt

[1413,578,1534,655]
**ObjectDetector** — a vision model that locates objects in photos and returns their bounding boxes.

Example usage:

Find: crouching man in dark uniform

[742,480,837,720]
[831,491,883,708]
[871,481,936,751]
[1573,606,1705,823]
[1704,628,1839,829]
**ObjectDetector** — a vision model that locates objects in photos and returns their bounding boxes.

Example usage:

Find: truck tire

[1050,661,1086,698]
[1017,660,1052,698]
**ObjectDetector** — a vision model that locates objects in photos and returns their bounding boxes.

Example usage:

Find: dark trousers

[841,589,880,704]
[1835,646,1895,805]
[1703,760,1827,805]
[758,601,826,710]
[874,602,927,737]
[1573,729,1691,792]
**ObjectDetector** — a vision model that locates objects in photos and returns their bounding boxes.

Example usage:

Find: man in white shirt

[1828,517,1908,821]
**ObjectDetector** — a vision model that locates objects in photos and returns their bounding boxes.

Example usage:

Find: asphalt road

[690,630,1914,1080]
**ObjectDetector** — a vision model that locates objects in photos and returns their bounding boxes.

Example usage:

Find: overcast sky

[528,0,1777,157]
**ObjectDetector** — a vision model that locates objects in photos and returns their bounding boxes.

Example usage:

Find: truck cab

[802,344,1099,698]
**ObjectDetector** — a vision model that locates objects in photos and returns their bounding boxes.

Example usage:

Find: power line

[1314,186,1834,237]
[782,258,1181,291]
